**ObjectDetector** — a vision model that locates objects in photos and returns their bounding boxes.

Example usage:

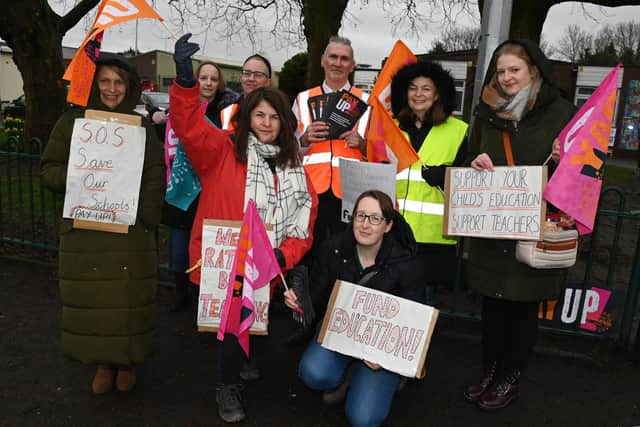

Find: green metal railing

[1,137,639,353]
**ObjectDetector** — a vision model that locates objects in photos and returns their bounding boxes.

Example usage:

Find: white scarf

[244,132,312,247]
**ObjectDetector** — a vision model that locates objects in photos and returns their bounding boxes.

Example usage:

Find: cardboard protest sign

[443,166,547,241]
[318,280,438,379]
[339,158,397,223]
[63,110,145,233]
[197,219,273,334]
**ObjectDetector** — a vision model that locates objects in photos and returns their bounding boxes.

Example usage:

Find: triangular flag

[366,96,419,172]
[544,64,621,235]
[366,41,419,171]
[63,0,164,105]
[217,200,281,356]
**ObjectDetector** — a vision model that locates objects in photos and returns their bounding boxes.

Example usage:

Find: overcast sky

[55,1,640,71]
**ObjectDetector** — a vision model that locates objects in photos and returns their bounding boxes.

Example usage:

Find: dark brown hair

[353,190,395,224]
[233,87,300,168]
[196,61,226,93]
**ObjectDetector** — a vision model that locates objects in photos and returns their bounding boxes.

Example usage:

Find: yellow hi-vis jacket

[396,116,468,244]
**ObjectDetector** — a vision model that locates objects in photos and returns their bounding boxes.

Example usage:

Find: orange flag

[64,0,164,105]
[367,96,419,172]
[366,41,419,170]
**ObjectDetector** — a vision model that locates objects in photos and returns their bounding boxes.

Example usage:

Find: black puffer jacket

[310,212,425,317]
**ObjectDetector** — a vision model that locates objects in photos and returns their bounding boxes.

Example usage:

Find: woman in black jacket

[285,190,424,427]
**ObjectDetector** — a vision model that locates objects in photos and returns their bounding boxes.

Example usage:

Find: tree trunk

[302,0,349,87]
[0,2,67,144]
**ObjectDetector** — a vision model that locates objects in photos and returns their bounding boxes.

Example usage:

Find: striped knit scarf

[244,132,312,247]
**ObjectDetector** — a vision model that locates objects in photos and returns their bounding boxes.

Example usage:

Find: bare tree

[0,0,101,142]
[556,24,593,62]
[430,26,480,52]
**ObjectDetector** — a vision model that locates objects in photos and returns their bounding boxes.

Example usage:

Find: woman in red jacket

[170,34,317,423]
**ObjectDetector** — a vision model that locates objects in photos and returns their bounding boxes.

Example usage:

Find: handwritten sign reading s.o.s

[63,117,146,226]
[443,166,547,241]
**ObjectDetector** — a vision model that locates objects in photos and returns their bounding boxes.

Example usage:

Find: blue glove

[173,33,200,88]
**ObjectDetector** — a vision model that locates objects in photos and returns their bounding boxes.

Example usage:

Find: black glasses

[354,211,385,225]
[241,70,268,79]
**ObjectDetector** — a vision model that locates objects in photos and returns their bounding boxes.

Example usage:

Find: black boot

[216,383,246,423]
[477,369,521,411]
[463,361,498,403]
[170,272,191,312]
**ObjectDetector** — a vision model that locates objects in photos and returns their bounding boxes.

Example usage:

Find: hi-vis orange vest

[220,103,239,131]
[296,86,370,198]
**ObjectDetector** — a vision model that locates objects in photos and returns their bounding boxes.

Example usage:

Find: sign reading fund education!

[443,166,547,241]
[197,220,273,334]
[318,280,438,378]
[63,114,145,229]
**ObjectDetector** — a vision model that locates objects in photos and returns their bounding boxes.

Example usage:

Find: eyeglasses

[353,211,385,225]
[241,70,269,80]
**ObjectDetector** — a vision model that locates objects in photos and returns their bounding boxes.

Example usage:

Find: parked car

[140,91,169,117]
[3,95,26,119]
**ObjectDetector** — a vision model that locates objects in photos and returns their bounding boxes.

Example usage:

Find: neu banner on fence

[443,166,547,240]
[63,110,145,233]
[197,219,274,334]
[318,280,438,378]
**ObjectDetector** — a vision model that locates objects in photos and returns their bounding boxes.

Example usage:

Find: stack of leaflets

[307,90,368,140]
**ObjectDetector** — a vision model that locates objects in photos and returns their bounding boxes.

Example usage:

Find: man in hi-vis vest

[292,36,370,255]
[220,54,272,131]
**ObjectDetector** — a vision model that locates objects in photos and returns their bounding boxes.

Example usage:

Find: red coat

[170,82,318,284]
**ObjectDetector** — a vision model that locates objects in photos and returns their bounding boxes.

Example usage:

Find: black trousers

[481,296,539,371]
[217,333,268,385]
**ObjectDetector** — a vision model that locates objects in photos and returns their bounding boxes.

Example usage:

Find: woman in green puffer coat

[462,40,576,411]
[41,54,165,395]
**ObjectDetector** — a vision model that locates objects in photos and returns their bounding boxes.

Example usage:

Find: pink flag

[217,199,281,355]
[544,64,621,235]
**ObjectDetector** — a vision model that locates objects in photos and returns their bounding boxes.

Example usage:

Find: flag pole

[160,20,178,40]
[279,272,289,291]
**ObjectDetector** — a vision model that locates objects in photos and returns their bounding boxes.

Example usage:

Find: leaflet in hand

[307,90,368,140]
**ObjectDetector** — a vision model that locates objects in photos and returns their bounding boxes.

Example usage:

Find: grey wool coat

[464,39,576,303]
[41,54,166,365]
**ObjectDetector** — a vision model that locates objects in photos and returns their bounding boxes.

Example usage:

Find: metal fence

[1,137,639,355]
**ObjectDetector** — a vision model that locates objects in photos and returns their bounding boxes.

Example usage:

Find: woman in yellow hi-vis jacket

[391,61,468,305]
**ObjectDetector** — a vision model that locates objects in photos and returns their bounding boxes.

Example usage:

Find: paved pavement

[1,257,640,427]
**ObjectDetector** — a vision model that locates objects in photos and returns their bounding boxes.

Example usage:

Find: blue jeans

[298,333,401,427]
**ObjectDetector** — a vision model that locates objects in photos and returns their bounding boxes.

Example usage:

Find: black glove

[273,248,286,268]
[173,33,200,88]
[421,164,446,188]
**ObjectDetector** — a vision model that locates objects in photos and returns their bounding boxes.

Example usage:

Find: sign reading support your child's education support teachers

[318,280,438,378]
[197,220,273,334]
[63,111,145,232]
[443,166,547,241]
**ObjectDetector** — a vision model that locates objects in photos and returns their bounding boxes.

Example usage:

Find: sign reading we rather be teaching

[443,166,547,241]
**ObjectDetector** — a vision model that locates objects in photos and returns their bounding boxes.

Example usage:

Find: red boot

[463,361,498,403]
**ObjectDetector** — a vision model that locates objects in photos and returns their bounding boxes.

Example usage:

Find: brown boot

[92,365,115,395]
[477,369,521,411]
[463,361,498,403]
[115,366,137,392]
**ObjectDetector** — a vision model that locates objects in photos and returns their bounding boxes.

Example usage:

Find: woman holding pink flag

[463,39,576,411]
[169,34,317,423]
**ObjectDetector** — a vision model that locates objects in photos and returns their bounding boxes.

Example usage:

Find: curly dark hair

[233,87,300,168]
[390,61,456,128]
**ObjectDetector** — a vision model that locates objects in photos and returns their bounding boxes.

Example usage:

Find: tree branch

[59,0,101,34]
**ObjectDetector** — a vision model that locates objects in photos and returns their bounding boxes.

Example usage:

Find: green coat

[41,55,166,365]
[465,40,576,302]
